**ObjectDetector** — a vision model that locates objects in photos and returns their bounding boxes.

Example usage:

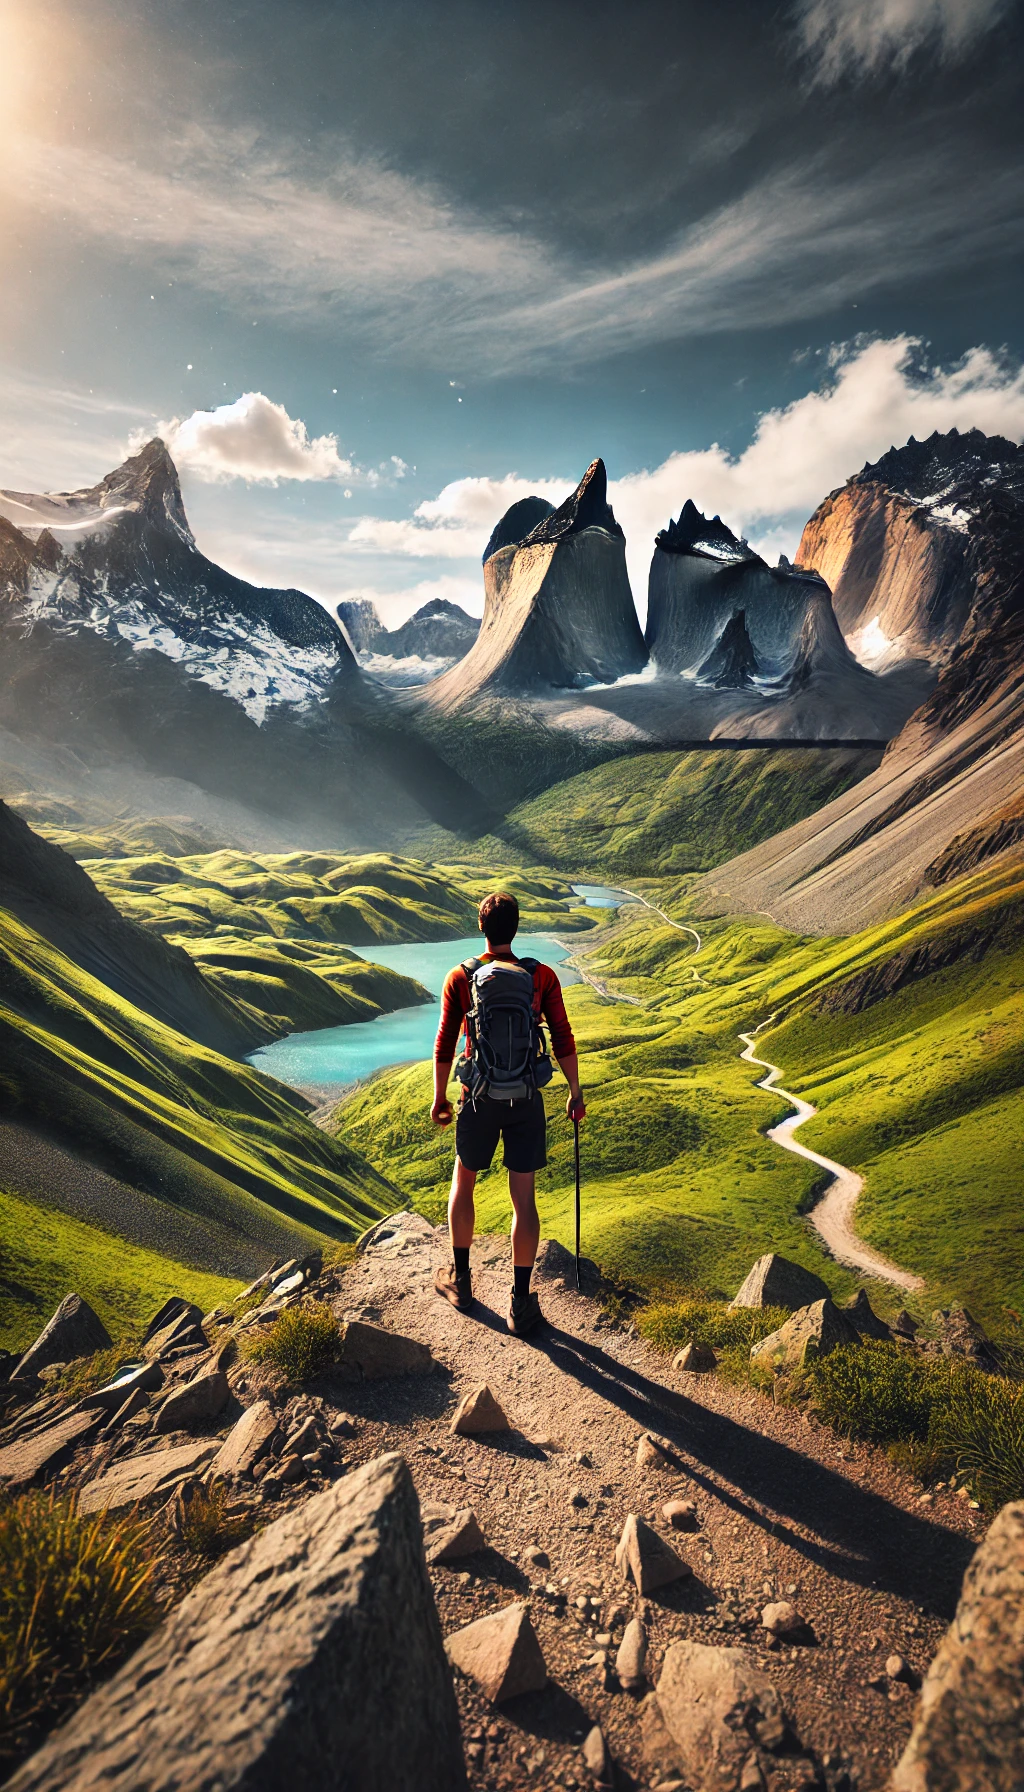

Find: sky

[1,0,1022,624]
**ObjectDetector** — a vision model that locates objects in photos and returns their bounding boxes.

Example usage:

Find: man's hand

[566,1093,586,1122]
[431,1096,454,1127]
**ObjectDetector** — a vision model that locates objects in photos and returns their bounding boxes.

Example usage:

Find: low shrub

[807,1340,1024,1511]
[639,1298,789,1356]
[244,1303,340,1382]
[0,1491,161,1768]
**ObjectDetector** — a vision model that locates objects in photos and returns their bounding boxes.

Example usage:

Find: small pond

[570,882,634,908]
[247,932,580,1096]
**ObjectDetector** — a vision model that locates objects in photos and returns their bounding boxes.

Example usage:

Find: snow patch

[358,650,457,688]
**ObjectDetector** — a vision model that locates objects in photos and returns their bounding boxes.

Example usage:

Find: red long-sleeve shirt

[434,951,576,1064]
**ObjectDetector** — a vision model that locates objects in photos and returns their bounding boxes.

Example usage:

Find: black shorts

[455,1091,547,1174]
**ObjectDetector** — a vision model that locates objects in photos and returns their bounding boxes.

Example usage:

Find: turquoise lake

[570,882,633,908]
[246,933,581,1095]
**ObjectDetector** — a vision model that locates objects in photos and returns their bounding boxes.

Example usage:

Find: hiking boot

[435,1261,473,1312]
[507,1286,543,1336]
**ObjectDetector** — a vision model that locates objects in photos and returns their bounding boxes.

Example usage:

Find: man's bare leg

[449,1158,477,1251]
[508,1170,540,1265]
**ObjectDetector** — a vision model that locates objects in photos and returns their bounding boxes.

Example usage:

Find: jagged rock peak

[482,497,555,564]
[697,609,760,688]
[522,459,624,546]
[75,438,191,538]
[850,426,1024,505]
[655,499,752,561]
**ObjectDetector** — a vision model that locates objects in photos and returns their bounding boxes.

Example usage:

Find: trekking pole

[573,1114,582,1292]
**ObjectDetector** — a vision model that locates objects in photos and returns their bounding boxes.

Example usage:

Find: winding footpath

[739,1023,922,1291]
[565,884,918,1289]
[563,884,705,1001]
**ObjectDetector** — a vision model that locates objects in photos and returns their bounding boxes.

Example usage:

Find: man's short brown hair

[478,891,519,944]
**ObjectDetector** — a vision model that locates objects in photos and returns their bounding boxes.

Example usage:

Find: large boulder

[750,1298,859,1373]
[891,1500,1024,1791]
[729,1254,830,1312]
[11,1454,467,1792]
[141,1299,207,1361]
[212,1400,280,1477]
[14,1295,111,1380]
[335,1319,435,1380]
[77,1439,222,1513]
[153,1365,230,1433]
[0,1409,103,1490]
[641,1640,788,1790]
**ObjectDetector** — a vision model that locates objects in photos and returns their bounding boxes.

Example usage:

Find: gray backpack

[455,957,554,1104]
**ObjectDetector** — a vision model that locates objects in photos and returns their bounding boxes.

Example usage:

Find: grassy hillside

[330,852,1024,1328]
[0,898,400,1346]
[408,745,881,876]
[0,1188,240,1353]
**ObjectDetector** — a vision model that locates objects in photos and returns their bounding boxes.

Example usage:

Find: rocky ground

[0,1214,984,1791]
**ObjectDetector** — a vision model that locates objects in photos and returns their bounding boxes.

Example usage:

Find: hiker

[431,890,585,1334]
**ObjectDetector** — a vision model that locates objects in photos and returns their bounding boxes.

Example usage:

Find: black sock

[513,1264,533,1298]
[453,1246,470,1276]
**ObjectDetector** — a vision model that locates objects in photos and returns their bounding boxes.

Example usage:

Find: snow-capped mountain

[0,440,353,724]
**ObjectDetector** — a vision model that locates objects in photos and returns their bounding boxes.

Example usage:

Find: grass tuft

[0,1491,162,1768]
[639,1298,789,1355]
[243,1304,340,1382]
[171,1483,260,1560]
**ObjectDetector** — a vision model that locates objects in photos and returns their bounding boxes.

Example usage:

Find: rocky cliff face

[699,473,1024,930]
[646,500,857,685]
[796,427,1024,665]
[423,461,647,710]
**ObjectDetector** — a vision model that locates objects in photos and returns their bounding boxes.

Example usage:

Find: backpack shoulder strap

[461,957,483,976]
[517,956,540,972]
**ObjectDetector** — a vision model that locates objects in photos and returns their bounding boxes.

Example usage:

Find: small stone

[582,1724,611,1783]
[740,1750,767,1789]
[616,1616,648,1691]
[886,1652,909,1681]
[569,1487,588,1508]
[662,1499,698,1530]
[426,1509,487,1563]
[636,1433,681,1473]
[450,1384,511,1436]
[446,1602,547,1702]
[286,1415,322,1458]
[103,1387,151,1430]
[277,1454,305,1485]
[524,1545,549,1567]
[330,1412,357,1437]
[672,1341,717,1373]
[615,1514,691,1594]
[595,1631,612,1646]
[761,1601,803,1638]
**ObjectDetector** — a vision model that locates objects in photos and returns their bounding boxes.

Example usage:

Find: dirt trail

[561,885,704,1001]
[739,1030,923,1292]
[328,1212,972,1790]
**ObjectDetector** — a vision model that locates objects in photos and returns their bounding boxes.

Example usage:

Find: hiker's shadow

[529,1324,974,1617]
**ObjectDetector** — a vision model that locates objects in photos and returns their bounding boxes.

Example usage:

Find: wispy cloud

[0,366,153,491]
[6,124,1021,377]
[142,392,356,484]
[792,0,1011,83]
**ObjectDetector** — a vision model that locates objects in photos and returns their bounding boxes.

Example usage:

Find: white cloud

[793,0,1010,82]
[348,338,1024,605]
[144,392,354,484]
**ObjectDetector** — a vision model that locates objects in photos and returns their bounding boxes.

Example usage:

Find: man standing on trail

[431,891,585,1335]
